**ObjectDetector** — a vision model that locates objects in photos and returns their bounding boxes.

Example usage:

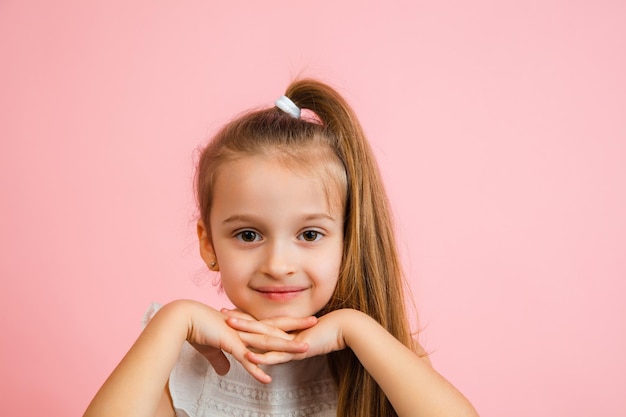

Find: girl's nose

[260,241,296,279]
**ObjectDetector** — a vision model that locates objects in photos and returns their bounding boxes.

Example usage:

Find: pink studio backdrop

[1,1,625,416]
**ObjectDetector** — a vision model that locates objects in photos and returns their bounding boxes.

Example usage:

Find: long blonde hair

[196,79,414,417]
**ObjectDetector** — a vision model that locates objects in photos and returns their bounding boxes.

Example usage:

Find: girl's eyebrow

[221,212,337,225]
[301,213,337,222]
[221,214,261,225]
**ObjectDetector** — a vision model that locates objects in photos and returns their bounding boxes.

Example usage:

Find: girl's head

[195,78,413,416]
[195,82,349,320]
[196,79,408,322]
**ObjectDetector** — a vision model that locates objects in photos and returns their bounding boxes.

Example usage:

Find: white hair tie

[275,95,301,119]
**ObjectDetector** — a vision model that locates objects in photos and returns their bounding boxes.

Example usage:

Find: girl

[84,79,479,417]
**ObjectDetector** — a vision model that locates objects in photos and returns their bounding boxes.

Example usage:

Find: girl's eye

[299,230,322,242]
[235,230,261,243]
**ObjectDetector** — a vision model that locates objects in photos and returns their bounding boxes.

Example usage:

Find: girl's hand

[180,301,309,383]
[220,308,318,350]
[225,309,350,366]
[221,308,319,334]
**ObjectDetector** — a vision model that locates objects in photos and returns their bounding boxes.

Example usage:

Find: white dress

[144,303,338,417]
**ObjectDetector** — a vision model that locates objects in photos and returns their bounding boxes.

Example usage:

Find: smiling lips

[255,286,308,301]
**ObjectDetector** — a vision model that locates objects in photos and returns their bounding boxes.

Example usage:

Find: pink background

[1,1,625,416]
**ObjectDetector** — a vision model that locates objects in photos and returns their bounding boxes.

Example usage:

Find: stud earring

[209,260,219,271]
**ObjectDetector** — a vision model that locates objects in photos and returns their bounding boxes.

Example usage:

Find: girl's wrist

[151,299,197,344]
[329,308,372,349]
[335,309,397,354]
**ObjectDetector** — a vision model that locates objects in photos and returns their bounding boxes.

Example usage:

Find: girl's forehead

[216,154,328,190]
[215,152,347,214]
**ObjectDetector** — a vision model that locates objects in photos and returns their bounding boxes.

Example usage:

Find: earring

[209,260,219,271]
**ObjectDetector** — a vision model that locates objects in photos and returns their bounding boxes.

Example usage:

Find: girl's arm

[234,309,479,417]
[83,301,188,417]
[83,300,310,417]
[339,309,478,417]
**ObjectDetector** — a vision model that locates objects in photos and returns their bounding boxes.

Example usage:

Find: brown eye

[236,230,260,243]
[299,230,321,242]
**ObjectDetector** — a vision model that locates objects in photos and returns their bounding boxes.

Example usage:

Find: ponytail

[286,79,413,417]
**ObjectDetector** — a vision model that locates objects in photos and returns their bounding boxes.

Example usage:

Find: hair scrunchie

[275,95,301,119]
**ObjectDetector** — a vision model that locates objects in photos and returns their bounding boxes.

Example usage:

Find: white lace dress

[144,304,338,417]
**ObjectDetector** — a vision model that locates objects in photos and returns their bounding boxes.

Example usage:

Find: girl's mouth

[255,286,307,301]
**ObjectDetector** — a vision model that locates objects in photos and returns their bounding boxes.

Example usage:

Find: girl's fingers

[240,359,272,384]
[237,331,309,354]
[246,350,306,366]
[192,343,271,384]
[186,305,274,384]
[220,339,273,384]
[227,350,271,384]
[200,309,315,382]
[226,317,294,340]
[220,308,255,320]
[222,309,317,333]
[238,349,274,384]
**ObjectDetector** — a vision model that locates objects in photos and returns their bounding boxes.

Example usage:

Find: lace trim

[199,373,337,416]
[203,399,335,417]
[214,375,336,403]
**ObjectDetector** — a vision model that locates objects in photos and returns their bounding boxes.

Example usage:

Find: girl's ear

[197,220,219,271]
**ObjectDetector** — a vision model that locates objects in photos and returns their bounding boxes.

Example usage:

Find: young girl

[84,79,479,417]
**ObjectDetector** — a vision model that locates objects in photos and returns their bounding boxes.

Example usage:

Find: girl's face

[198,154,345,320]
